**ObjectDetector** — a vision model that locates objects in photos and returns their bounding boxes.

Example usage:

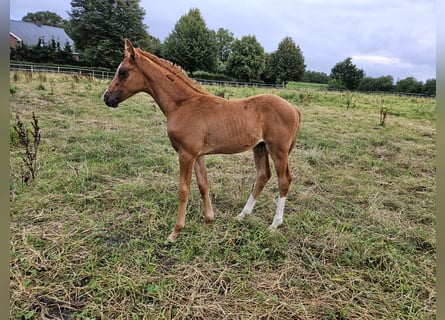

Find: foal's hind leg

[194,155,215,224]
[269,148,293,229]
[238,143,271,220]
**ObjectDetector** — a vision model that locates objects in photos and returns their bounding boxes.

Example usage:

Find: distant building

[10,19,77,56]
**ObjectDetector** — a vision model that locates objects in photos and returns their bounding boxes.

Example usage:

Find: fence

[10,63,115,79]
[326,87,435,99]
[10,63,435,98]
[192,78,285,89]
[10,63,284,89]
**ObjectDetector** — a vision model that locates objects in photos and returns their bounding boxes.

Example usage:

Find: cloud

[352,55,413,68]
[351,55,436,81]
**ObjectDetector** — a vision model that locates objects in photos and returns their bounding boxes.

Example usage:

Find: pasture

[10,72,435,319]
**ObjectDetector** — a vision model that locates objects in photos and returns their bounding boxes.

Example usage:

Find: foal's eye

[118,69,128,78]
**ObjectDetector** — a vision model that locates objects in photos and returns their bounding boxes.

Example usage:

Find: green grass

[286,81,328,90]
[10,71,435,319]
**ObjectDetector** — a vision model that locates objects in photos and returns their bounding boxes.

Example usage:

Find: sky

[10,0,436,82]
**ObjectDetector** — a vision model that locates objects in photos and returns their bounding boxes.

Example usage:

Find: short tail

[289,108,302,154]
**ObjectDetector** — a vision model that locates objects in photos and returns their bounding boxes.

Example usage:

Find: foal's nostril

[103,92,119,108]
[103,88,122,108]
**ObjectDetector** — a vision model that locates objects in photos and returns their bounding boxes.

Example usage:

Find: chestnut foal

[103,39,302,242]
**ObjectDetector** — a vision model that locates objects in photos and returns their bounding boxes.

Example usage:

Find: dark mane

[136,48,206,94]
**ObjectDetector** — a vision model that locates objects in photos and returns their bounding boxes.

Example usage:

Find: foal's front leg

[168,152,195,242]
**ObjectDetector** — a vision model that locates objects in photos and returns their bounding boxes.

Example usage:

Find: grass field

[10,72,435,319]
[286,81,328,90]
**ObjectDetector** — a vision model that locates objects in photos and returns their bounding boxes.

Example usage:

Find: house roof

[10,20,76,51]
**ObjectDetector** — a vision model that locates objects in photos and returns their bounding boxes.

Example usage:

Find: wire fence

[10,63,435,98]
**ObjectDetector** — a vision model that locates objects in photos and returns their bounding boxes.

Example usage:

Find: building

[10,19,76,53]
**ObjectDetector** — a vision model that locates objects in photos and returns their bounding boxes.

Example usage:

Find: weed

[25,71,33,82]
[73,72,80,83]
[299,90,313,104]
[49,79,55,95]
[37,72,47,83]
[13,112,41,183]
[343,91,356,109]
[380,107,388,126]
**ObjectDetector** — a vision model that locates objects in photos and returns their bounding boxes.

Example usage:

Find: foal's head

[103,39,146,108]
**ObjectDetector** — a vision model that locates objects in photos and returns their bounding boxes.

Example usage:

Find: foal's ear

[124,38,135,60]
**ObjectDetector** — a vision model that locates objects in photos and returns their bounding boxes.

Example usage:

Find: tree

[329,57,365,90]
[262,52,278,84]
[69,0,152,68]
[147,35,163,57]
[22,11,65,27]
[162,8,217,74]
[226,35,265,82]
[55,41,77,64]
[272,37,305,84]
[395,77,423,94]
[422,79,436,96]
[215,28,234,73]
[357,75,394,92]
[375,75,394,92]
[10,38,77,65]
[357,77,378,91]
[302,70,330,84]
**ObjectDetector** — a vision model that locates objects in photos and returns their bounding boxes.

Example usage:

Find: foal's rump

[245,94,301,153]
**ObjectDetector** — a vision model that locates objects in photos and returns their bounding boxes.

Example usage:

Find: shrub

[192,70,236,82]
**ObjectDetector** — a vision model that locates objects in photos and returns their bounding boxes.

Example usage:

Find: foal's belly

[201,127,263,155]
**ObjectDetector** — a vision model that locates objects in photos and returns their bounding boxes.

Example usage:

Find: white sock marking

[238,194,256,220]
[269,196,286,229]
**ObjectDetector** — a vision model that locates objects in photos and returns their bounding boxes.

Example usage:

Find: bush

[327,78,346,90]
[192,70,236,82]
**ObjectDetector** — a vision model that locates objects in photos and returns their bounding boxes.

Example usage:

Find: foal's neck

[139,55,207,117]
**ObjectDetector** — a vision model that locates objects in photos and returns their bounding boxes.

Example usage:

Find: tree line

[328,57,436,96]
[10,38,78,66]
[11,2,435,96]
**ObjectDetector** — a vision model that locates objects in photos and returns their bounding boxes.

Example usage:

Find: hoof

[268,221,282,230]
[167,232,177,243]
[237,211,249,221]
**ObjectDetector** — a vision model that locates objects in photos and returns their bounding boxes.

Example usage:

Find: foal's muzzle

[103,90,120,108]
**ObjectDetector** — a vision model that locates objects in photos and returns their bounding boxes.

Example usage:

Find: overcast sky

[10,0,436,82]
